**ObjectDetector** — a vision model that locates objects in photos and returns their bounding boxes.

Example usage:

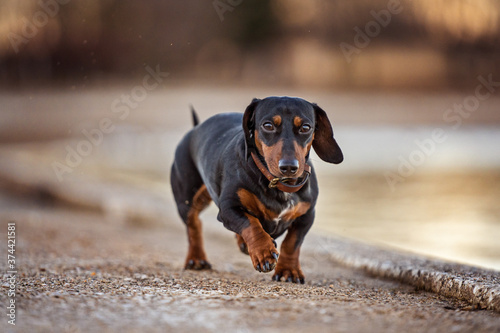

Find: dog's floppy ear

[243,98,260,158]
[311,103,343,164]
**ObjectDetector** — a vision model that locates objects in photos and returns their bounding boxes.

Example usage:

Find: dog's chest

[237,188,311,224]
[273,199,297,224]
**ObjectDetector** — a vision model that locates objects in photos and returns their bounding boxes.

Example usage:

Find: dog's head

[243,96,343,178]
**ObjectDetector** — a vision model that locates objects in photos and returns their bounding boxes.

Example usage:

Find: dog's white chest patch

[273,199,296,224]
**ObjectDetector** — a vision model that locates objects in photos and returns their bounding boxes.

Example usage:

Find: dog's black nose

[279,159,299,176]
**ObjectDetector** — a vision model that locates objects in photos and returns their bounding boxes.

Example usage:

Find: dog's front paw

[272,264,305,284]
[247,237,279,273]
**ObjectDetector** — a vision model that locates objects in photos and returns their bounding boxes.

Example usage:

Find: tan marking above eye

[272,115,282,127]
[293,116,303,128]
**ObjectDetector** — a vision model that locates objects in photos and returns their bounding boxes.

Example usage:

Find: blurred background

[2,0,500,88]
[0,0,499,269]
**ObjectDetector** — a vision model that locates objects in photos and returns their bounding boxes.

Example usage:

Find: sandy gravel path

[1,199,499,333]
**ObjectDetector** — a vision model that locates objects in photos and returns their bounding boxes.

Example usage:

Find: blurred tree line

[0,0,499,89]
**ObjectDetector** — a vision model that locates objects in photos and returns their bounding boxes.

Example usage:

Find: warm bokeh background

[1,0,499,270]
[1,0,500,88]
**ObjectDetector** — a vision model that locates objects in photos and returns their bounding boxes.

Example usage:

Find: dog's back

[172,112,245,205]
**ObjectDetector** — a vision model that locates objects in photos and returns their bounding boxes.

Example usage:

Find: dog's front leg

[240,213,280,273]
[218,204,279,273]
[273,210,314,284]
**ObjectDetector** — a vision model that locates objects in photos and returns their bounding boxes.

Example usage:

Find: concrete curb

[309,234,500,313]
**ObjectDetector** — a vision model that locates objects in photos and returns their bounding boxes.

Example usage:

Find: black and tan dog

[170,97,343,283]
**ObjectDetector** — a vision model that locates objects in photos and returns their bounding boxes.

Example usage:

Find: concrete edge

[307,234,500,313]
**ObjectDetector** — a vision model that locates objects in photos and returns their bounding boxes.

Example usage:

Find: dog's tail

[190,105,199,127]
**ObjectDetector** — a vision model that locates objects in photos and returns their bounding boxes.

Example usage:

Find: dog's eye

[262,122,275,132]
[299,124,312,133]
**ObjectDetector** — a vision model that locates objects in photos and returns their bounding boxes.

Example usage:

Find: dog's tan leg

[273,227,304,283]
[184,184,212,270]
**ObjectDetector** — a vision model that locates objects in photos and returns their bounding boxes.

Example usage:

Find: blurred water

[315,170,500,271]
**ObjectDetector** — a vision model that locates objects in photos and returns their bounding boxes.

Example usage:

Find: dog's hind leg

[171,137,212,270]
[183,184,212,269]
